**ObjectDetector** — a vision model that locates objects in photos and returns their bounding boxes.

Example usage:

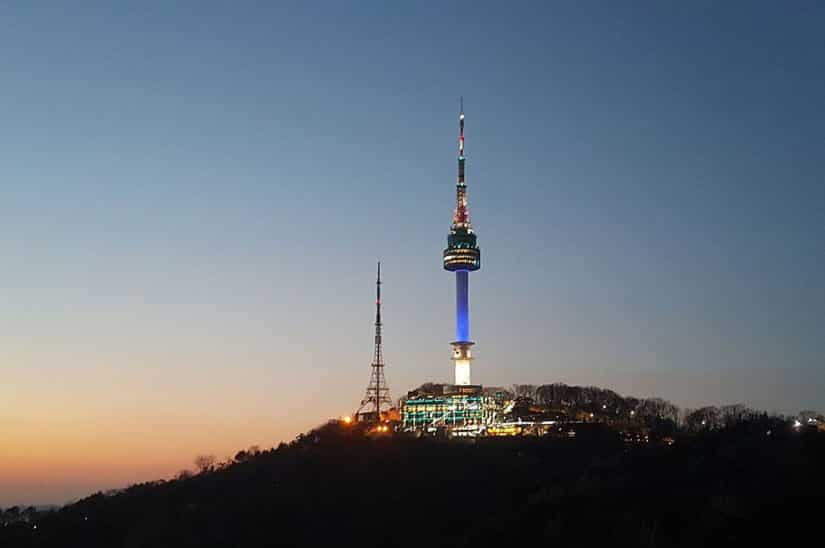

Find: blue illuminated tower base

[451,270,473,385]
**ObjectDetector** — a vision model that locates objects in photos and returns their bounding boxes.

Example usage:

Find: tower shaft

[455,270,469,342]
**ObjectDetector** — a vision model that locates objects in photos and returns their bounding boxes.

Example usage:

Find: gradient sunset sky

[2,1,824,506]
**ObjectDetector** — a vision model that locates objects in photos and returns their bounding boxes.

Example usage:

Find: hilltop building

[401,384,507,436]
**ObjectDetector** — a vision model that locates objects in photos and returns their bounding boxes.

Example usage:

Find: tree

[194,454,217,474]
[635,398,680,426]
[177,469,193,480]
[535,383,565,407]
[685,407,721,431]
[512,384,537,399]
[720,404,749,428]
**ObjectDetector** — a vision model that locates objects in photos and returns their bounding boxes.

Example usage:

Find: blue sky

[1,1,823,505]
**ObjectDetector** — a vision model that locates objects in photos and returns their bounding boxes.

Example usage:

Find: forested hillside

[2,417,822,547]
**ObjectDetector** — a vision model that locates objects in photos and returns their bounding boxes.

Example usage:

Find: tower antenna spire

[454,99,469,230]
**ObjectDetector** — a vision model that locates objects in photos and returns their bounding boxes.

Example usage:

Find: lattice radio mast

[355,262,392,421]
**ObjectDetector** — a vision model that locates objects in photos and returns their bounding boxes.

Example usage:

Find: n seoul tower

[443,101,481,386]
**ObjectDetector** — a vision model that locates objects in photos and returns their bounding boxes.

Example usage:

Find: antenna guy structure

[355,262,393,422]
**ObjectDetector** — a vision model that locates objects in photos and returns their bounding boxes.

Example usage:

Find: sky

[1,1,824,506]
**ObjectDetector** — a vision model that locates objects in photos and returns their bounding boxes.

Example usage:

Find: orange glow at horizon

[0,348,360,507]
[0,412,311,506]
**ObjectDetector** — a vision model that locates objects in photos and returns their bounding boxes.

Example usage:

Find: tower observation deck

[443,102,480,386]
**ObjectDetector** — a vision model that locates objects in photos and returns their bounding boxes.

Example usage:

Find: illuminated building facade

[401,385,505,436]
[402,393,484,431]
[443,102,481,386]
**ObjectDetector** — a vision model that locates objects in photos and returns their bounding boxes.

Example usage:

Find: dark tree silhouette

[194,454,217,474]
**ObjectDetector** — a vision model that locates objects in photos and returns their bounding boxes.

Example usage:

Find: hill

[1,419,823,547]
